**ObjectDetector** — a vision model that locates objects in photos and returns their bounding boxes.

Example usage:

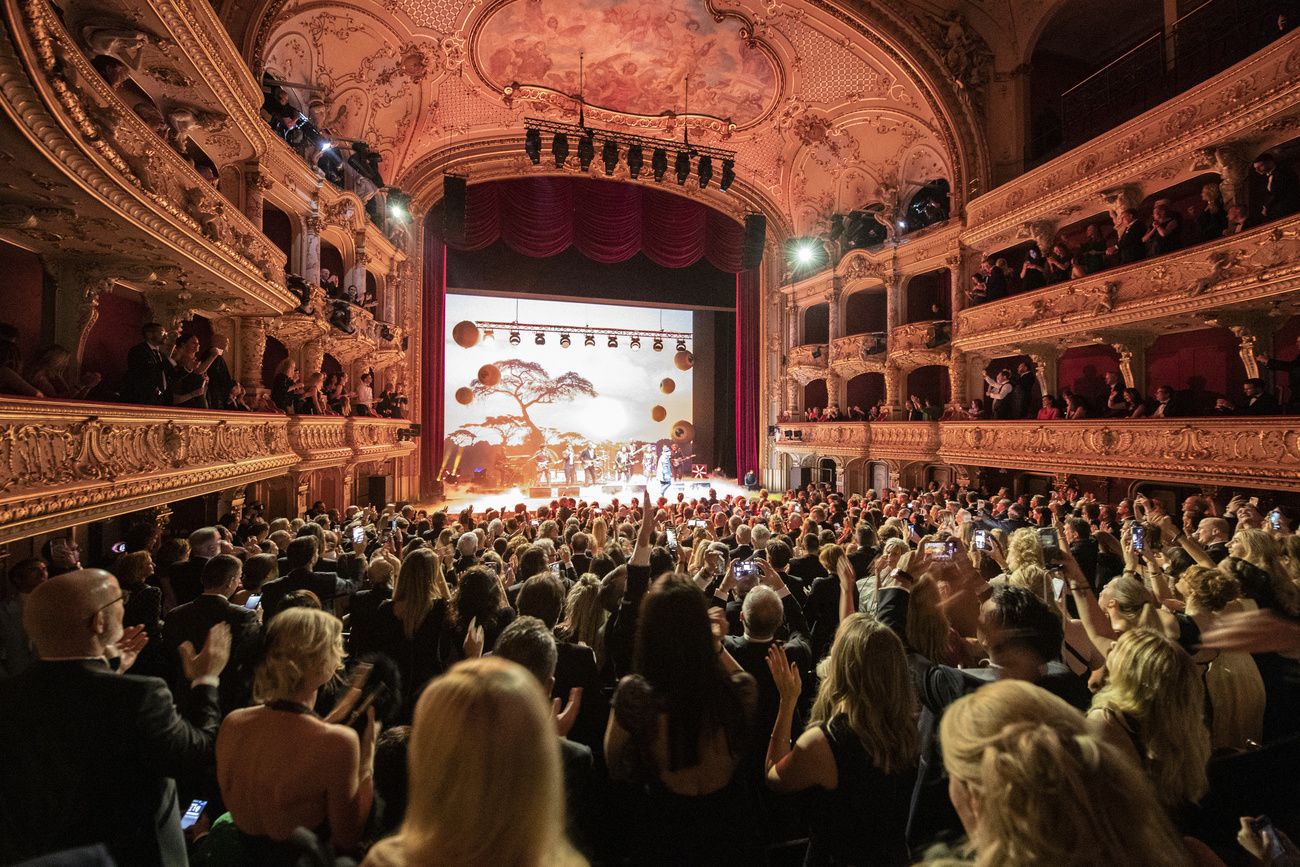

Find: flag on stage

[692,464,708,478]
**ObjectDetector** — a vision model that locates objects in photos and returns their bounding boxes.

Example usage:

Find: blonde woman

[1088,629,1211,818]
[215,608,376,856]
[363,657,585,867]
[557,574,607,669]
[765,615,919,866]
[1229,528,1300,618]
[938,679,1192,867]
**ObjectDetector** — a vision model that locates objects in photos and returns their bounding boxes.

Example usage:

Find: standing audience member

[0,569,230,867]
[1254,152,1300,221]
[0,558,47,679]
[122,323,171,405]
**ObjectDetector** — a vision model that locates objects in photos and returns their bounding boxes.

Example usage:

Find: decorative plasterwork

[787,342,828,384]
[0,398,415,542]
[962,29,1300,249]
[773,420,941,463]
[829,334,887,378]
[940,419,1300,492]
[888,321,950,369]
[953,213,1300,354]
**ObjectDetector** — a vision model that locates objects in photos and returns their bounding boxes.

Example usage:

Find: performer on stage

[641,444,655,481]
[614,446,630,483]
[670,443,687,481]
[654,445,673,499]
[579,443,597,486]
[563,445,576,486]
[532,446,554,486]
[495,451,513,489]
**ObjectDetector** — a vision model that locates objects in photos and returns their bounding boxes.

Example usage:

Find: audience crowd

[2,478,1298,866]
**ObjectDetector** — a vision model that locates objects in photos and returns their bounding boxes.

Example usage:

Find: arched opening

[804,378,828,413]
[905,269,950,324]
[322,353,343,380]
[804,303,829,345]
[1058,344,1121,415]
[364,271,379,316]
[846,372,885,415]
[320,241,345,294]
[1146,326,1248,415]
[263,202,293,260]
[906,365,950,409]
[844,288,887,335]
[819,458,838,491]
[261,336,289,388]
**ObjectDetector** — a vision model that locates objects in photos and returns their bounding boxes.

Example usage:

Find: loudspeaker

[742,214,766,270]
[529,487,552,499]
[559,486,580,497]
[367,475,393,507]
[443,175,467,238]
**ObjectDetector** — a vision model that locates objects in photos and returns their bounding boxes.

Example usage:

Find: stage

[430,476,754,514]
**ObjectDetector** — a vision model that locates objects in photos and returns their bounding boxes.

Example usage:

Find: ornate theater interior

[5,0,1300,862]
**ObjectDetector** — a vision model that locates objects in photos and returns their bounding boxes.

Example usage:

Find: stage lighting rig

[627,144,643,178]
[472,320,691,355]
[584,333,596,347]
[653,338,664,352]
[697,155,713,189]
[630,336,641,351]
[509,331,521,346]
[602,140,618,176]
[552,133,569,168]
[535,332,546,346]
[652,148,668,182]
[521,119,736,190]
[578,133,595,171]
[674,151,690,185]
[559,333,571,348]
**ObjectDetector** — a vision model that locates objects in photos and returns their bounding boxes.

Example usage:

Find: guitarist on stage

[670,444,688,481]
[579,443,597,486]
[532,446,555,486]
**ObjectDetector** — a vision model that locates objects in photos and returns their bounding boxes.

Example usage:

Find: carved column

[947,348,968,408]
[785,375,800,415]
[302,338,325,379]
[885,271,903,334]
[1230,324,1266,380]
[945,250,967,319]
[828,282,843,343]
[240,317,268,392]
[243,167,273,232]
[885,362,906,419]
[786,294,798,352]
[348,231,368,302]
[826,370,843,411]
[303,214,322,285]
[67,276,116,368]
[1022,343,1061,400]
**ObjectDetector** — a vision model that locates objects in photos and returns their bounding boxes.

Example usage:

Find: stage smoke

[660,378,675,394]
[651,405,667,422]
[455,387,474,405]
[452,321,480,348]
[477,364,501,387]
[674,350,694,371]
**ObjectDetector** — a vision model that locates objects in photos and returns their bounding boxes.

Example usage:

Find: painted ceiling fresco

[475,0,779,126]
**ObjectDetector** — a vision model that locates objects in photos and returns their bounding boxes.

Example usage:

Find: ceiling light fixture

[676,339,688,352]
[584,333,596,347]
[697,155,713,189]
[630,337,641,351]
[534,332,546,346]
[509,331,521,346]
[652,337,664,352]
[559,333,571,348]
[552,133,569,167]
[608,335,618,348]
[627,144,643,178]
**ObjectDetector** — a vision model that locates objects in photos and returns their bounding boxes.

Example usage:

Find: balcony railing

[771,418,1300,492]
[829,334,888,376]
[0,399,415,542]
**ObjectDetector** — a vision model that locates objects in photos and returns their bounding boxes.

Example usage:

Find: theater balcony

[0,398,415,544]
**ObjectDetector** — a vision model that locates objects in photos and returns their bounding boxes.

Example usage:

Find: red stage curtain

[735,269,762,480]
[450,177,746,271]
[420,220,447,493]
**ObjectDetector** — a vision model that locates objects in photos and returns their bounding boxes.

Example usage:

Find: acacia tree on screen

[472,359,598,450]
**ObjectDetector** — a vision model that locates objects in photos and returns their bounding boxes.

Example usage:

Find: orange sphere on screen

[477,364,501,387]
[650,405,667,422]
[660,378,675,394]
[454,387,474,405]
[452,321,480,348]
[673,350,694,371]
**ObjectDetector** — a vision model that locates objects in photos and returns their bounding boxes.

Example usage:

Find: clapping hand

[765,643,801,707]
[179,622,231,682]
[553,687,583,737]
[111,624,148,673]
[463,615,485,660]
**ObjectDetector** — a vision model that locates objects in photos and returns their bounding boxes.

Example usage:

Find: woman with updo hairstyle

[1228,528,1300,618]
[765,615,918,866]
[216,608,376,859]
[362,657,585,867]
[937,679,1192,867]
[1004,527,1045,572]
[1088,629,1211,822]
[558,574,607,666]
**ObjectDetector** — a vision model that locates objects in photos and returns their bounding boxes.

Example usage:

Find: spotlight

[608,335,618,348]
[652,337,664,352]
[319,141,332,152]
[602,140,618,176]
[584,333,596,347]
[697,155,713,189]
[630,337,641,351]
[674,151,690,185]
[483,329,495,342]
[534,332,546,346]
[525,128,541,165]
[627,144,643,178]
[676,339,687,352]
[559,333,571,348]
[652,148,668,182]
[719,159,735,192]
[552,133,569,167]
[796,243,815,264]
[509,331,521,346]
[578,134,595,171]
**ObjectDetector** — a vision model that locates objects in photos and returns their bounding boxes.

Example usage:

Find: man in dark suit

[0,569,230,867]
[846,524,878,578]
[569,532,593,576]
[1195,517,1233,563]
[260,536,357,618]
[163,554,258,711]
[876,576,1090,856]
[121,322,173,405]
[1217,378,1282,416]
[1149,384,1187,418]
[168,527,221,609]
[1257,335,1300,413]
[1254,152,1300,220]
[516,574,604,750]
[730,524,755,562]
[786,534,828,586]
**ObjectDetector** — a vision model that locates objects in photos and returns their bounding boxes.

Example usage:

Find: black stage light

[652,338,663,352]
[578,134,595,171]
[525,128,541,164]
[652,148,668,181]
[584,333,596,347]
[697,155,713,189]
[552,133,569,167]
[535,332,546,346]
[627,144,643,178]
[630,337,641,351]
[719,159,735,192]
[675,151,690,185]
[676,339,687,352]
[607,335,618,348]
[560,333,571,348]
[602,140,618,176]
[509,331,522,346]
